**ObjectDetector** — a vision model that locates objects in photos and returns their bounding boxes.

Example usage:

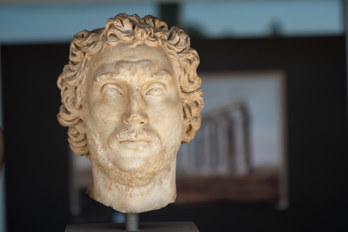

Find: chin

[113,156,152,173]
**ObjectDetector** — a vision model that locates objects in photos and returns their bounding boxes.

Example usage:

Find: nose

[126,113,148,126]
[123,90,149,126]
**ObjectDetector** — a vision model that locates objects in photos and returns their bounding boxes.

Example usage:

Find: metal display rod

[125,213,139,231]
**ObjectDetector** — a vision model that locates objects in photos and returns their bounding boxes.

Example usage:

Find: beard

[85,122,180,187]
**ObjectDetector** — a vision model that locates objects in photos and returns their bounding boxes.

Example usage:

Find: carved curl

[57,13,203,156]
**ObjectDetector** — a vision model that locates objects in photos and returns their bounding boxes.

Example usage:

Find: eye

[145,83,166,96]
[101,83,123,97]
[145,87,164,96]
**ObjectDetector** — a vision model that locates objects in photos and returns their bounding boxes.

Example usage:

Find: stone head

[57,13,203,212]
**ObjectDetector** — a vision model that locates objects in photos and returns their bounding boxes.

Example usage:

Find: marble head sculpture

[57,13,203,213]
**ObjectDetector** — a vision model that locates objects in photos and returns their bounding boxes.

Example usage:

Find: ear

[182,99,203,143]
[67,121,88,156]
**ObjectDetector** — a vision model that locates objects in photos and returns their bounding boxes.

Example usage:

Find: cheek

[147,99,183,135]
[85,91,125,129]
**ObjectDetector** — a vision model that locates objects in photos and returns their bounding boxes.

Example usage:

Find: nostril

[125,113,148,125]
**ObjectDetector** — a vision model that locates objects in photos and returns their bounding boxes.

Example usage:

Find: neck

[87,160,177,213]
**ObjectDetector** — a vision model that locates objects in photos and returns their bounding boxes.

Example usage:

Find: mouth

[119,140,150,151]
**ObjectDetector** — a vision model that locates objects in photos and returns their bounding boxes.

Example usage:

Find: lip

[120,140,150,151]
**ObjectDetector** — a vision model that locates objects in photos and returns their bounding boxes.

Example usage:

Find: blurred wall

[0,48,5,232]
[0,1,343,44]
[0,170,5,232]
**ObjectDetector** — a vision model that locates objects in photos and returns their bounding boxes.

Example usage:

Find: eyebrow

[95,70,172,82]
[95,72,121,82]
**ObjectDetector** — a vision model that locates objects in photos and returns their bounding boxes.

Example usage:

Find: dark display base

[65,221,199,232]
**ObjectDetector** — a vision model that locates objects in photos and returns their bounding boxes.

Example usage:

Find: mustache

[108,126,159,147]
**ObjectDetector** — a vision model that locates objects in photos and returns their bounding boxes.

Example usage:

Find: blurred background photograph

[1,0,347,232]
[176,71,287,207]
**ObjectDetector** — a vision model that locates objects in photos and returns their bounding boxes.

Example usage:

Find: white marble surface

[57,14,203,213]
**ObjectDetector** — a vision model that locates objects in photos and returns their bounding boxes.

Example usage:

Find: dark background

[2,35,347,231]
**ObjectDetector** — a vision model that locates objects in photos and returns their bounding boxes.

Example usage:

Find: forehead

[94,60,174,83]
[89,42,175,76]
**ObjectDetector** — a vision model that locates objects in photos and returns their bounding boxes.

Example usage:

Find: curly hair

[57,13,203,156]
